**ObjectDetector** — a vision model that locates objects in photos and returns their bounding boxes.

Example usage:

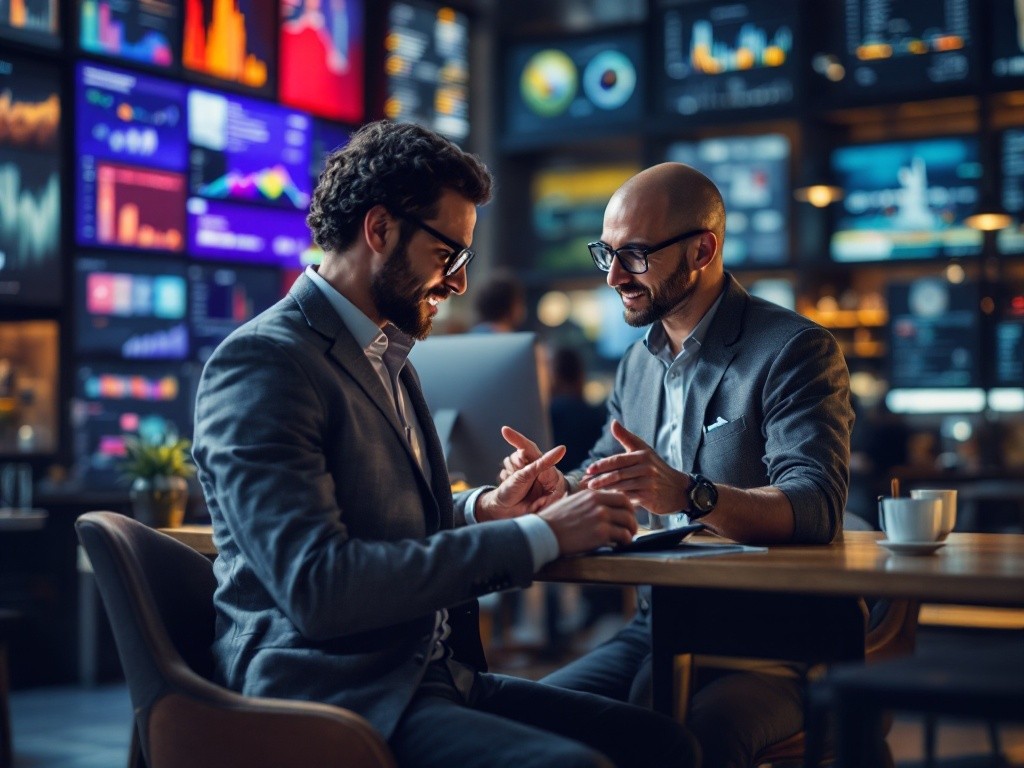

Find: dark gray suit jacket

[570,274,854,543]
[192,274,536,739]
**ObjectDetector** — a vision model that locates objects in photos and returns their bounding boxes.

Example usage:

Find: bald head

[608,162,726,245]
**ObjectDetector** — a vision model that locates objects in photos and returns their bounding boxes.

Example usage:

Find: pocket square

[704,416,729,433]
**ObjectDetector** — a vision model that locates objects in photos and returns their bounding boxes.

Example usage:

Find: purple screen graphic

[187,87,312,210]
[76,62,187,173]
[187,198,312,267]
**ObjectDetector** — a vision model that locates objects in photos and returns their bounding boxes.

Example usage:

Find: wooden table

[160,527,1024,716]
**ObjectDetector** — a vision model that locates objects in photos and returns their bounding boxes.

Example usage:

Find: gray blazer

[192,274,536,739]
[570,274,854,544]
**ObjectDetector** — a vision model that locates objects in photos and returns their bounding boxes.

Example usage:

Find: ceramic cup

[910,489,957,540]
[879,497,943,543]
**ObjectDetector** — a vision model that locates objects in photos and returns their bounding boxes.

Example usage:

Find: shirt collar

[643,285,727,360]
[304,265,416,362]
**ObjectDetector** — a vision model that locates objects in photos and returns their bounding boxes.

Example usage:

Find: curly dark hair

[306,120,493,253]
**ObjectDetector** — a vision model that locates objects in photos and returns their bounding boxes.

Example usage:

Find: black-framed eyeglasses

[588,228,710,274]
[399,212,475,277]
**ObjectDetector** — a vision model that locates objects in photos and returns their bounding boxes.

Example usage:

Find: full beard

[370,242,448,340]
[619,261,699,327]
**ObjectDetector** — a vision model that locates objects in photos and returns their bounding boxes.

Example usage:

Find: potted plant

[120,433,195,528]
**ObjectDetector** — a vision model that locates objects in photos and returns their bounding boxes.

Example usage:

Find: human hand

[538,489,637,555]
[580,419,689,518]
[497,426,568,502]
[477,442,566,521]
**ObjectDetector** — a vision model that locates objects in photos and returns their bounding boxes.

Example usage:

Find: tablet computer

[612,522,705,553]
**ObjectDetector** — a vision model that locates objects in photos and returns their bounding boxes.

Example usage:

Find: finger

[586,465,647,489]
[509,445,566,487]
[610,419,650,452]
[501,426,542,458]
[585,451,644,476]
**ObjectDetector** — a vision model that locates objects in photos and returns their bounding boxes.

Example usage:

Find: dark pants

[541,613,804,768]
[389,660,701,768]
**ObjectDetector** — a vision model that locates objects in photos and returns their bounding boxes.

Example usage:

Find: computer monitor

[408,332,552,488]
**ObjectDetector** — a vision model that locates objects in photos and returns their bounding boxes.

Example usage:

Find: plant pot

[130,475,189,528]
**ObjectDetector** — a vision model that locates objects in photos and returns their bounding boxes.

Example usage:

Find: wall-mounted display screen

[998,128,1024,256]
[75,254,189,360]
[993,282,1024,389]
[531,163,640,273]
[0,56,62,307]
[0,0,59,48]
[78,0,178,68]
[72,361,193,488]
[77,159,187,251]
[309,118,349,180]
[657,0,798,118]
[505,30,643,141]
[182,0,275,96]
[887,278,981,389]
[992,0,1024,79]
[0,321,59,455]
[186,198,311,266]
[76,63,187,171]
[841,0,974,97]
[830,137,983,263]
[279,0,363,123]
[386,0,469,141]
[188,88,312,211]
[188,263,280,361]
[666,133,789,268]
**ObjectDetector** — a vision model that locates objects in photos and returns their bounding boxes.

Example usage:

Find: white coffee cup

[910,489,957,540]
[879,497,943,543]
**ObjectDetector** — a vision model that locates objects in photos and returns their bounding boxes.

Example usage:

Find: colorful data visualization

[0,0,59,47]
[79,0,179,69]
[280,0,363,122]
[0,55,62,306]
[182,0,275,96]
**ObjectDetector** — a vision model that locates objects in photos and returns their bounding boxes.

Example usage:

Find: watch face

[691,477,717,513]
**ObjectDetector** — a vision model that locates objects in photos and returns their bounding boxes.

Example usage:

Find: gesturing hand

[497,426,568,503]
[476,442,566,521]
[538,489,637,555]
[580,419,689,518]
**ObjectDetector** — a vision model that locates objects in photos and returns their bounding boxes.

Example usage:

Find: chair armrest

[146,691,396,768]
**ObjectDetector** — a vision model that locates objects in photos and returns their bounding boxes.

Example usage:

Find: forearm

[696,484,794,544]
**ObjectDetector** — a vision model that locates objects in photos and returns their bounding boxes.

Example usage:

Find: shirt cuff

[463,486,489,525]
[512,514,560,571]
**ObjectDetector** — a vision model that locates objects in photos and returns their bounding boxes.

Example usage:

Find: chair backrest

[75,512,218,759]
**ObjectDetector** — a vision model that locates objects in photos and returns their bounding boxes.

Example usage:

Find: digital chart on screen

[182,0,275,95]
[659,0,797,117]
[79,0,178,68]
[280,0,363,123]
[0,56,62,306]
[386,0,468,140]
[0,0,59,47]
[187,87,312,210]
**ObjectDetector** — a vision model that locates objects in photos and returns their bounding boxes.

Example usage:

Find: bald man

[503,163,854,767]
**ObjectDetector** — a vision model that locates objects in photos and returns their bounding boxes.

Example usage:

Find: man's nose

[606,255,629,287]
[445,264,468,295]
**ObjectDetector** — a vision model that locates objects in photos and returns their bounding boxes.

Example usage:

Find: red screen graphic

[279,0,363,123]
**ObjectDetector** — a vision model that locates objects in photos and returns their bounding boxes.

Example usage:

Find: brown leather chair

[75,511,396,768]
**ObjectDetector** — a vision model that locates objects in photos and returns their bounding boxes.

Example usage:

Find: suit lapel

[289,275,437,504]
[402,366,452,532]
[631,351,664,447]
[679,275,747,471]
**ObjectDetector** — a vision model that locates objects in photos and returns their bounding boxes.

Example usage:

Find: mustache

[616,283,649,297]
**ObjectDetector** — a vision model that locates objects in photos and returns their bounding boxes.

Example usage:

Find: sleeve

[762,326,854,544]
[193,332,536,642]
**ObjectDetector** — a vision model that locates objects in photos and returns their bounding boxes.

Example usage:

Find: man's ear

[692,231,718,270]
[364,205,392,253]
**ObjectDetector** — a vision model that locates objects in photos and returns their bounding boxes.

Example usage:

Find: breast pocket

[702,415,747,446]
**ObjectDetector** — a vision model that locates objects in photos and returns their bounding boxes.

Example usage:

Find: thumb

[501,426,542,458]
[510,444,565,485]
[611,419,648,451]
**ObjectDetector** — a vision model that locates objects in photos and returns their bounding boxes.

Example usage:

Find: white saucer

[877,539,945,556]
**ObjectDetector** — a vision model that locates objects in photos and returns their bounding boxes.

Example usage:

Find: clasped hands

[476,419,690,556]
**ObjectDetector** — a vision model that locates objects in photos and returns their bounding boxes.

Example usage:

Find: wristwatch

[686,474,718,520]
